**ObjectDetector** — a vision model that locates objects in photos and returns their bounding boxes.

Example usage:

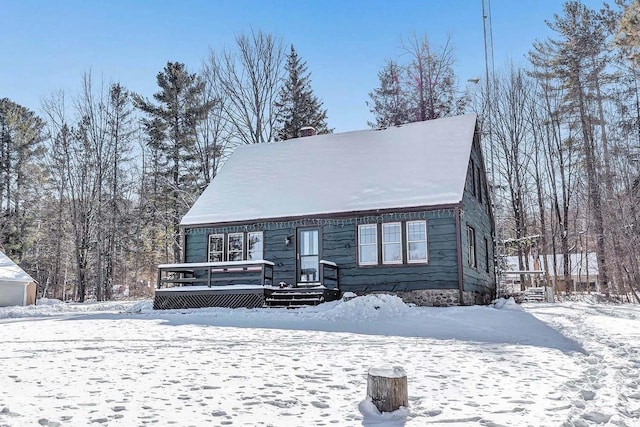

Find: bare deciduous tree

[205,30,285,145]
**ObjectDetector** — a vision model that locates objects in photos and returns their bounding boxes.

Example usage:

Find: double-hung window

[406,221,428,263]
[382,222,402,264]
[208,234,224,262]
[208,231,263,262]
[227,233,244,261]
[358,224,378,265]
[358,220,429,266]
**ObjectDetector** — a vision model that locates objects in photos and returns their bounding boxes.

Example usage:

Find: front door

[298,228,320,284]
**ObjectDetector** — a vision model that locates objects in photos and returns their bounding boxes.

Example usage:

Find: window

[358,224,378,265]
[208,234,224,262]
[467,226,476,268]
[470,159,476,196]
[227,233,244,261]
[477,167,483,203]
[484,237,490,273]
[208,231,264,262]
[382,222,402,264]
[406,221,428,263]
[247,232,264,260]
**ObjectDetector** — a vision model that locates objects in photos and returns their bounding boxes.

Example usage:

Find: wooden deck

[154,260,340,310]
[157,260,275,289]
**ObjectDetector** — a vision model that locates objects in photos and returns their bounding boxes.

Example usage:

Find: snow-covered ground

[0,296,638,426]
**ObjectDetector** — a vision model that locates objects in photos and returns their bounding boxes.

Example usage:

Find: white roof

[0,251,35,284]
[182,114,477,226]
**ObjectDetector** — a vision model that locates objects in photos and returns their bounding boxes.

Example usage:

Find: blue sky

[2,0,609,133]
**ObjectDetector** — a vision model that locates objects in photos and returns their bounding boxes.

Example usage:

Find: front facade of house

[158,114,495,308]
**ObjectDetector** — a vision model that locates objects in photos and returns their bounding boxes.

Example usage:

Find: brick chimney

[298,126,317,137]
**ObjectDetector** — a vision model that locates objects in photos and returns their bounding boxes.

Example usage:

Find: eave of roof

[0,252,35,283]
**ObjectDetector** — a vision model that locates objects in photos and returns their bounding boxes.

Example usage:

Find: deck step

[270,291,324,297]
[266,297,323,303]
[264,287,341,308]
[265,291,324,307]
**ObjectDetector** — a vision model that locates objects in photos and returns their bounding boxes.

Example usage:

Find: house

[503,253,599,294]
[155,114,496,309]
[0,251,37,307]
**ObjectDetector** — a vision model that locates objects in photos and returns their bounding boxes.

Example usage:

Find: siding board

[460,134,496,298]
[183,210,462,293]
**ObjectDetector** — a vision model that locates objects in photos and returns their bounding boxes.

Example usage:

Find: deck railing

[157,260,275,289]
[319,260,339,290]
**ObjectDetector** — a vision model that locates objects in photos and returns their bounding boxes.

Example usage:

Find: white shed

[0,251,36,307]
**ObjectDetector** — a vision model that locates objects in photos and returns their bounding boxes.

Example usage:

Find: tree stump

[367,366,408,413]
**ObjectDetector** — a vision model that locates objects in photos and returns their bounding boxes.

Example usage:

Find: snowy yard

[0,296,638,427]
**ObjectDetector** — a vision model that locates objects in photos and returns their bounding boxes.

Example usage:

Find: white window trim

[358,224,378,266]
[382,222,403,265]
[247,231,264,260]
[227,232,244,261]
[208,234,225,262]
[406,220,428,264]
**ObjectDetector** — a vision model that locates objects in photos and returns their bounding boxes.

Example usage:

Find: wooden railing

[157,260,275,289]
[319,260,339,290]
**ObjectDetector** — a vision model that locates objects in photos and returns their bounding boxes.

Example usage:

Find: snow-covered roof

[0,251,35,284]
[181,114,478,226]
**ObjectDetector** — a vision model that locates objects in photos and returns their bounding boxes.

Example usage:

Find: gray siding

[460,133,496,297]
[184,209,461,293]
[325,212,459,293]
[185,225,297,284]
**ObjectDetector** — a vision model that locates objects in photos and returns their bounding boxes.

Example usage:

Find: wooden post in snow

[367,366,408,413]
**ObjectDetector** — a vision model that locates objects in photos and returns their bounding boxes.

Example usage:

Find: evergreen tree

[274,45,330,140]
[616,0,640,64]
[529,1,616,296]
[0,99,46,260]
[367,60,410,128]
[133,62,214,263]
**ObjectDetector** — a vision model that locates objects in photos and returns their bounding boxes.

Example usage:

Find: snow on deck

[158,260,274,269]
[181,114,477,225]
[155,284,265,292]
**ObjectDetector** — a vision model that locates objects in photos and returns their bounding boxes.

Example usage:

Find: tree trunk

[366,367,408,413]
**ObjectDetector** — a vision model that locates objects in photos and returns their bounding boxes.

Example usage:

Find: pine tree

[274,45,330,140]
[616,1,640,64]
[0,99,46,260]
[530,1,615,296]
[134,62,214,263]
[367,60,409,128]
